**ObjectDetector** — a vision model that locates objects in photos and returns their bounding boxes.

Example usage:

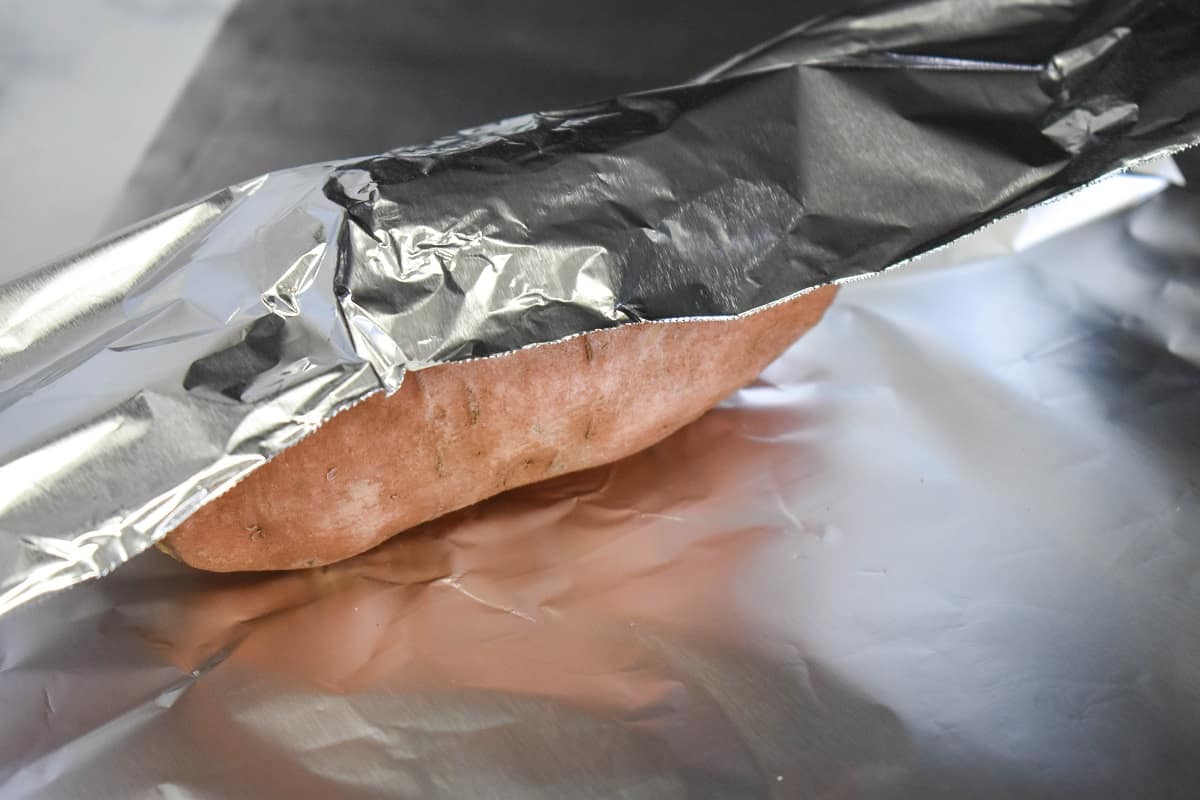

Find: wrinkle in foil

[1,1,1199,616]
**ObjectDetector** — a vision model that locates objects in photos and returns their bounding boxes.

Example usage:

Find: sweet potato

[162,286,837,570]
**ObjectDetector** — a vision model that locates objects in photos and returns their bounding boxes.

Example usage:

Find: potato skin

[162,286,837,571]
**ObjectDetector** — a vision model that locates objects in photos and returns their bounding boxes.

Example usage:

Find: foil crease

[0,1,1198,615]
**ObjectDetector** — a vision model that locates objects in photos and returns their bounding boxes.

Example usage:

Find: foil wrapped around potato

[1,0,1195,613]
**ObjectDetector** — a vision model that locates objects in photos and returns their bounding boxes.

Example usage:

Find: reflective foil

[3,165,1200,797]
[1,0,1198,613]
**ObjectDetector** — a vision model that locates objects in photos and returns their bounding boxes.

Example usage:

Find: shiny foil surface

[4,1,1200,796]
[3,167,1199,798]
[1,0,1198,613]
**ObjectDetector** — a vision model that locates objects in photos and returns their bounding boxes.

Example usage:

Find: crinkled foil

[2,0,1197,614]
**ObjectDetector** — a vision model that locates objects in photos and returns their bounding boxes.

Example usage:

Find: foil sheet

[1,0,1198,614]
[3,164,1199,797]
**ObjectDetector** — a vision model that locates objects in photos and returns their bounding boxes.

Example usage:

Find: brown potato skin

[162,286,837,571]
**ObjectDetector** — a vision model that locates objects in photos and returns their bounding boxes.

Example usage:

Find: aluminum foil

[5,0,1200,795]
[0,1,1197,613]
[3,161,1200,798]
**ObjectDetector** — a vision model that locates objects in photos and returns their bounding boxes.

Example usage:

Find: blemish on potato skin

[326,468,337,481]
[245,523,265,541]
[517,450,557,476]
[583,336,595,363]
[464,385,480,425]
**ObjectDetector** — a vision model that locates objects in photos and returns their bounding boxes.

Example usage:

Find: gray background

[0,0,233,273]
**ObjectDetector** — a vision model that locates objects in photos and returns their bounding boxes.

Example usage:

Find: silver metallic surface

[1,0,1197,614]
[3,169,1199,798]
